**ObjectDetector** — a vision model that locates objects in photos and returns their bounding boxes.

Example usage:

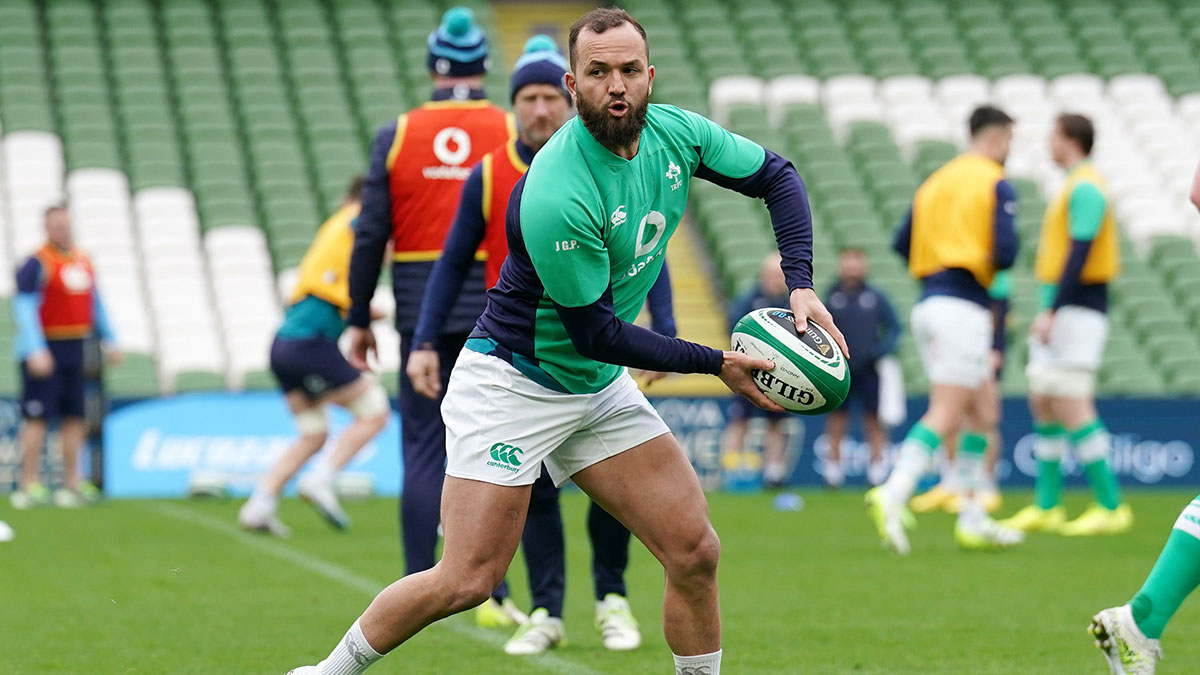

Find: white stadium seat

[708,75,765,126]
[878,75,934,106]
[764,75,820,125]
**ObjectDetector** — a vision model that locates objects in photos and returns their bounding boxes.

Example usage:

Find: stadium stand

[1,0,1199,398]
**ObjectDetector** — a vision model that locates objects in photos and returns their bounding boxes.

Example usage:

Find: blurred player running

[409,36,655,654]
[239,177,390,536]
[10,205,118,510]
[909,270,1010,515]
[343,7,515,585]
[289,9,844,675]
[1085,162,1200,674]
[866,106,1023,554]
[1002,113,1130,537]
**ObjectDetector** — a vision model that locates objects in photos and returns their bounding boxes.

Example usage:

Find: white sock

[674,649,721,675]
[316,618,383,675]
[883,442,931,504]
[248,487,277,512]
[307,458,336,485]
[763,462,786,483]
[956,451,985,495]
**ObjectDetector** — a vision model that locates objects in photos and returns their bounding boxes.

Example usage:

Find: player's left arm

[992,179,1019,270]
[13,257,48,360]
[346,123,397,329]
[685,110,847,357]
[1051,181,1104,311]
[988,269,1012,366]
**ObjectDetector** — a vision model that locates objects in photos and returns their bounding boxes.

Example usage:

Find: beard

[576,92,649,153]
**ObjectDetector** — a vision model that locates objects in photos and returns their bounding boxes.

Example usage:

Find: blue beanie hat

[510,35,570,103]
[427,7,490,77]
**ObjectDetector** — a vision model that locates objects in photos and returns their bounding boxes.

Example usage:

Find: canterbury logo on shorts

[487,442,524,472]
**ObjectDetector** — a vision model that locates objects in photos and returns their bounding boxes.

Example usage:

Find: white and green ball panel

[731,308,850,415]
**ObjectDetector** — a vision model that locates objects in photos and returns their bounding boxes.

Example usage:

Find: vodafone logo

[423,127,473,180]
[60,262,93,293]
[433,127,470,165]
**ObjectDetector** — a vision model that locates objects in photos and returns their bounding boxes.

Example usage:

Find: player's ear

[647,64,654,96]
[564,71,577,98]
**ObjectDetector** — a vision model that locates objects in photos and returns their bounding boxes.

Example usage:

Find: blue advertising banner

[650,397,1200,489]
[102,393,401,498]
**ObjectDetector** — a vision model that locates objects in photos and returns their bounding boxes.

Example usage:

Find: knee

[302,431,329,448]
[666,525,721,586]
[438,563,506,613]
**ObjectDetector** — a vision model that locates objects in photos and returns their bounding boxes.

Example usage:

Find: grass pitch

[2,489,1197,674]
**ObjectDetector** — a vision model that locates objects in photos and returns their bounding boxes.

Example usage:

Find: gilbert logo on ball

[731,308,850,415]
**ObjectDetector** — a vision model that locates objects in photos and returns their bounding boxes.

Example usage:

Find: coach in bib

[291,8,845,675]
[344,7,513,580]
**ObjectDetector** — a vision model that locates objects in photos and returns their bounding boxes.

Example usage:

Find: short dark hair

[969,105,1014,137]
[344,174,365,202]
[568,8,648,71]
[1057,113,1095,155]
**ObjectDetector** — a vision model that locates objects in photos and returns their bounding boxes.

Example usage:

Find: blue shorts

[842,367,880,414]
[727,395,790,422]
[269,336,360,400]
[22,339,85,420]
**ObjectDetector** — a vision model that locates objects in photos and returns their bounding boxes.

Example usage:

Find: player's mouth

[608,101,629,117]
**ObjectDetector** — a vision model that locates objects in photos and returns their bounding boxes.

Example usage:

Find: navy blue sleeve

[16,256,41,293]
[1051,239,1094,311]
[412,162,487,346]
[347,122,397,328]
[991,298,1010,353]
[992,180,1019,270]
[645,261,677,338]
[892,206,913,261]
[875,289,902,359]
[694,149,813,290]
[555,287,724,375]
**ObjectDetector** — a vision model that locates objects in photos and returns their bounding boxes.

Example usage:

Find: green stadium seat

[174,371,227,393]
[241,370,276,391]
[106,355,161,397]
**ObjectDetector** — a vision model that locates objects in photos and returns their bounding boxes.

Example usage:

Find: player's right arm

[519,179,781,411]
[345,122,397,369]
[407,162,488,398]
[14,257,53,376]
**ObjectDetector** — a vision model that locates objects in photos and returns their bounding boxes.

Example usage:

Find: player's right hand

[719,351,785,413]
[347,327,377,372]
[26,349,54,378]
[406,349,441,399]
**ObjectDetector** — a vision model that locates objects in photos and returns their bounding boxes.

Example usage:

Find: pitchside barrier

[0,395,1196,498]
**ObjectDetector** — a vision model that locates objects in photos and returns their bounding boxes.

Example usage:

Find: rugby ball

[731,308,850,415]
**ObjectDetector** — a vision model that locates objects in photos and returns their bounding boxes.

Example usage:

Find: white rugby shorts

[442,348,671,487]
[911,295,993,389]
[1026,305,1109,397]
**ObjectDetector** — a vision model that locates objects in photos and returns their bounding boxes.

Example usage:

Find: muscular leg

[1028,392,1066,510]
[863,412,885,465]
[882,382,973,503]
[523,470,566,616]
[359,477,532,650]
[1055,395,1122,510]
[18,418,48,490]
[572,433,720,657]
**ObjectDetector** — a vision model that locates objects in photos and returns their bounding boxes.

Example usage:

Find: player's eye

[623,67,638,74]
[590,69,603,76]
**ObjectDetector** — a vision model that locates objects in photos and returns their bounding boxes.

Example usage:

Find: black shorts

[843,367,880,414]
[21,339,85,420]
[269,336,360,400]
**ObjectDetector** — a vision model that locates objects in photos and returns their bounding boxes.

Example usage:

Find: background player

[238,177,390,537]
[289,9,845,675]
[866,106,1023,554]
[342,7,516,589]
[1002,113,1130,537]
[408,36,648,654]
[10,204,117,509]
[721,252,791,489]
[822,247,901,488]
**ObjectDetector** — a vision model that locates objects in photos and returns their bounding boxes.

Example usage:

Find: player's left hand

[789,287,849,358]
[1030,310,1054,344]
[635,370,667,388]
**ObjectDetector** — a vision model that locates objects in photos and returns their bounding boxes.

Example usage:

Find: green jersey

[474,104,813,394]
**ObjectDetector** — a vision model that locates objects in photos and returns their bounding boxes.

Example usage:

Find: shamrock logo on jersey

[665,161,682,191]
